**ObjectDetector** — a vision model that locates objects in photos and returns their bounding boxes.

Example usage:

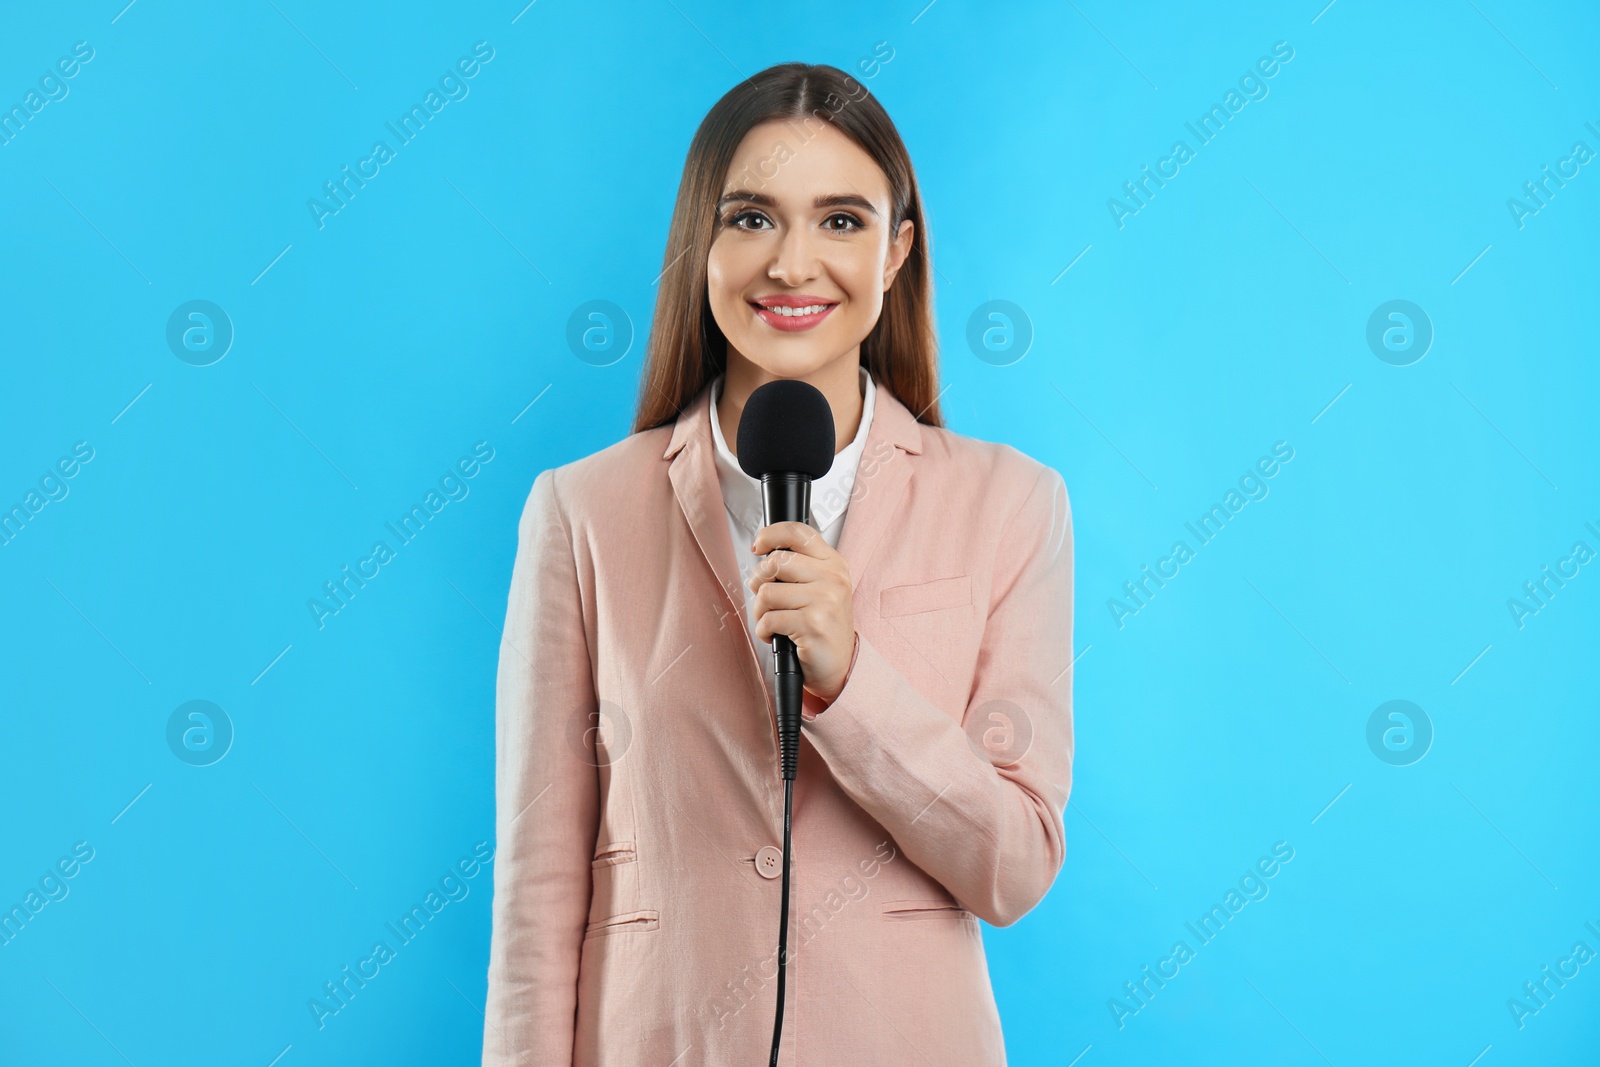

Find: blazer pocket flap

[879,574,972,617]
[591,841,637,868]
[584,908,659,938]
[881,898,973,921]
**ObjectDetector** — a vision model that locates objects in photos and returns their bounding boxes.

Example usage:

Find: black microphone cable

[767,630,803,1067]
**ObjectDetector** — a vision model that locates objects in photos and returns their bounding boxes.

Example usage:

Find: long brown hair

[630,62,943,434]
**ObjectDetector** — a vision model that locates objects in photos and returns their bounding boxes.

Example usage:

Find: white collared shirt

[709,365,876,691]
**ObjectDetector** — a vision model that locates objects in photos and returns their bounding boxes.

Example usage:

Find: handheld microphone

[735,377,835,1067]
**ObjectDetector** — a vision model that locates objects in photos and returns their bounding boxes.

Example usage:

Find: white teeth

[761,304,830,316]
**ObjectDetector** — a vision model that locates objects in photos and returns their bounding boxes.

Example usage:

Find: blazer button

[754,845,783,879]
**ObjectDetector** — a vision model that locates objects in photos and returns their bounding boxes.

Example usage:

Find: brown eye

[726,209,771,231]
[825,213,865,232]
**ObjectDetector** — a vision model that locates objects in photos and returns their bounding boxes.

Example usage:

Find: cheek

[835,272,884,326]
[832,250,885,305]
[708,236,753,282]
[706,248,734,296]
[706,255,750,317]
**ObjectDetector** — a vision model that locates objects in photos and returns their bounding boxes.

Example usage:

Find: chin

[750,351,837,380]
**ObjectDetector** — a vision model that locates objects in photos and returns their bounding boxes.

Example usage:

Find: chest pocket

[879,574,972,617]
[874,575,977,698]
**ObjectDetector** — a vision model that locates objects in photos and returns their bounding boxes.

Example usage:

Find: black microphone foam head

[735,377,837,479]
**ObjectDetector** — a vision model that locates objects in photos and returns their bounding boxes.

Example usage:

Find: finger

[750,521,830,559]
[747,550,827,592]
[751,578,815,616]
[754,607,808,644]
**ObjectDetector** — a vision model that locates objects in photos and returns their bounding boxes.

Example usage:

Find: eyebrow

[717,190,880,217]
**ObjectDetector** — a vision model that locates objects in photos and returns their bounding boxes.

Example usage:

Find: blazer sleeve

[800,464,1073,928]
[483,468,599,1066]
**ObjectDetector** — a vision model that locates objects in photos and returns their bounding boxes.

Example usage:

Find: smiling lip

[750,296,839,332]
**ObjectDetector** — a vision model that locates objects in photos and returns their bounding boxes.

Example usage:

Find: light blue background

[2,1,1596,1064]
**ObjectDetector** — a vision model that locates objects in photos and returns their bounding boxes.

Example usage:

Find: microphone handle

[758,470,810,783]
[772,636,802,781]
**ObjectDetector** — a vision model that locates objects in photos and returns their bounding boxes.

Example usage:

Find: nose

[767,223,821,286]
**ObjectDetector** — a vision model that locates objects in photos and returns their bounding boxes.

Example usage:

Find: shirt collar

[709,365,876,536]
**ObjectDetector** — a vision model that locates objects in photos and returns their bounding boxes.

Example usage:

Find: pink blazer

[482,377,1074,1065]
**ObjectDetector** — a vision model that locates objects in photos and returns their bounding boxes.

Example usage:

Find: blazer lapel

[664,384,759,673]
[831,381,923,596]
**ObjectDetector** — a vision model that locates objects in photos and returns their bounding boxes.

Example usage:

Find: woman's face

[707,119,913,381]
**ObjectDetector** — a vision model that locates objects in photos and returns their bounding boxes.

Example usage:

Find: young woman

[483,62,1074,1066]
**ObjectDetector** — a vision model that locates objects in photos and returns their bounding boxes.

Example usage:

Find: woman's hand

[747,521,856,705]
